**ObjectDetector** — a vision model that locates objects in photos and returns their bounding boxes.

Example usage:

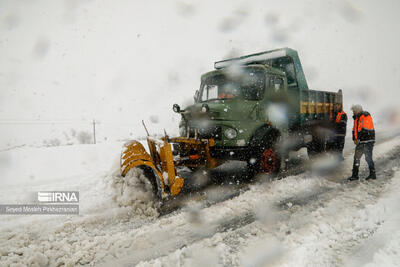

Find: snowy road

[1,132,400,266]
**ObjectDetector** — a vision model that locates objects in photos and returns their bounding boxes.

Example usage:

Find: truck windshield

[200,70,265,101]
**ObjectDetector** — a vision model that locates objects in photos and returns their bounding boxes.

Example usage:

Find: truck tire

[307,139,324,158]
[307,134,337,157]
[248,145,281,177]
[307,122,335,158]
[247,128,281,177]
[260,147,281,174]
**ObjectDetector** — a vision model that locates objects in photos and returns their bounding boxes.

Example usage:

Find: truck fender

[248,125,280,152]
[248,125,282,175]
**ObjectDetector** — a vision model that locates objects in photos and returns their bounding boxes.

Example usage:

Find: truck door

[269,76,284,93]
[269,75,299,130]
[264,75,289,132]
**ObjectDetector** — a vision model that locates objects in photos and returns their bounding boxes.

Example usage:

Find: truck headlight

[224,128,237,139]
[179,126,187,137]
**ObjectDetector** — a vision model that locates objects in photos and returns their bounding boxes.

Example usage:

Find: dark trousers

[352,142,375,177]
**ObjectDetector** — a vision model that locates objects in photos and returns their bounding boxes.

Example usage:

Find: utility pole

[93,119,96,144]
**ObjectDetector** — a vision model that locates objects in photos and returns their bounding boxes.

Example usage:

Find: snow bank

[0,142,159,266]
[108,165,159,217]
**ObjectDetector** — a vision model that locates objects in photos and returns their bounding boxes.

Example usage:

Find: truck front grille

[188,126,222,140]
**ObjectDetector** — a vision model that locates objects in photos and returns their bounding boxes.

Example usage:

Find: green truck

[174,47,343,174]
[121,47,343,199]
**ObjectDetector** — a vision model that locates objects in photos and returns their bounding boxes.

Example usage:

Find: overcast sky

[1,0,399,130]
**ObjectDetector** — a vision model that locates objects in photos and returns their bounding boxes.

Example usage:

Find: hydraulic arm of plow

[120,135,220,199]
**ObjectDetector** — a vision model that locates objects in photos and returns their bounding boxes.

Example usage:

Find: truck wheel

[307,139,324,158]
[260,148,279,173]
[248,146,280,177]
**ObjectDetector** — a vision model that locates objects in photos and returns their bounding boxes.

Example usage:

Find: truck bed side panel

[299,89,343,126]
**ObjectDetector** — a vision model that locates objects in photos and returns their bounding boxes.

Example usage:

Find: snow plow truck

[121,48,344,199]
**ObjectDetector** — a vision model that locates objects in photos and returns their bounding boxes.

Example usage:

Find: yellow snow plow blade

[120,138,184,198]
[120,141,160,177]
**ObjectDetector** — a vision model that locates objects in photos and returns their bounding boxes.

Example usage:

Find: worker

[219,85,237,99]
[218,92,233,99]
[334,106,347,160]
[348,104,376,181]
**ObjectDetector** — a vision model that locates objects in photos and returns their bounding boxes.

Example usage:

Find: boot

[348,168,359,181]
[347,175,359,181]
[366,170,376,180]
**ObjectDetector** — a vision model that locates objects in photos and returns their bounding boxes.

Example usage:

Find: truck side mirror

[194,90,200,103]
[173,104,181,113]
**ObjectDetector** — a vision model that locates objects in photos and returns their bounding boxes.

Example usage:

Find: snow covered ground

[1,130,400,266]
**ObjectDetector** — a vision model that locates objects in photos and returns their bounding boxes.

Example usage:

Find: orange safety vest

[219,92,233,99]
[335,111,346,123]
[353,113,374,140]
